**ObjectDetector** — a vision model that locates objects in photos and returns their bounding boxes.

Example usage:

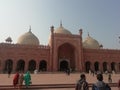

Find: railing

[0,83,118,89]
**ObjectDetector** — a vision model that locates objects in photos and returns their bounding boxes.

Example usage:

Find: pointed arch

[16,59,25,72]
[103,62,107,72]
[85,61,91,73]
[94,61,99,72]
[111,62,116,71]
[58,43,75,71]
[4,59,13,73]
[39,60,47,71]
[28,60,36,72]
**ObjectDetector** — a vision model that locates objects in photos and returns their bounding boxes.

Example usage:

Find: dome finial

[29,25,31,32]
[88,32,90,37]
[60,20,62,27]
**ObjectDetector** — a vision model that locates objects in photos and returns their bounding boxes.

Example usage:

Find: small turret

[50,25,54,34]
[5,37,12,43]
[79,28,83,36]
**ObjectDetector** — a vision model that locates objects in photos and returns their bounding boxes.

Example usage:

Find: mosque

[0,23,120,73]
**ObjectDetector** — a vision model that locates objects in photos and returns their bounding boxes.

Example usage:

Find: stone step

[0,83,117,89]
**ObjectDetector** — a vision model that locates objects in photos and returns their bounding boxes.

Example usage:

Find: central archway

[59,60,69,71]
[58,43,75,71]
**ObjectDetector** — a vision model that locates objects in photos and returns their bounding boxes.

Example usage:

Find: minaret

[50,25,54,71]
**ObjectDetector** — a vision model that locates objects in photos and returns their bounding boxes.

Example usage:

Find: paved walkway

[0,72,119,90]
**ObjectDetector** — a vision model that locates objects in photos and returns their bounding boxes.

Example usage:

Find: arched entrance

[39,60,47,71]
[16,60,25,72]
[59,60,69,71]
[85,61,91,73]
[4,59,13,73]
[111,62,116,71]
[58,43,75,71]
[103,62,107,72]
[28,60,36,72]
[94,61,99,72]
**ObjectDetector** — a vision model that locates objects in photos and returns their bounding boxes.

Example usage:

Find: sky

[0,0,120,49]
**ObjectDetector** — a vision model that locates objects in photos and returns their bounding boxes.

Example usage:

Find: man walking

[92,74,111,90]
[75,74,89,90]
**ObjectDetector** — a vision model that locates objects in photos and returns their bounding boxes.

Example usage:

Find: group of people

[11,70,119,90]
[13,71,31,89]
[75,73,111,90]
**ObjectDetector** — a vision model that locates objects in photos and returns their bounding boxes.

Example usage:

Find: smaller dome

[54,23,72,35]
[83,34,100,49]
[17,27,39,45]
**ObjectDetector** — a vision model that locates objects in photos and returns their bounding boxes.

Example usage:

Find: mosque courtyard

[0,72,119,90]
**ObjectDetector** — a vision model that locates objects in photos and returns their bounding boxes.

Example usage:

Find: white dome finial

[29,25,31,32]
[60,20,62,27]
[88,32,90,37]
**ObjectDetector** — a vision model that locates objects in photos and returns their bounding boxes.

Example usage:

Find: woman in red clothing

[13,72,19,88]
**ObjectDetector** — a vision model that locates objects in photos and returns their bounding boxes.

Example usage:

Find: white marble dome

[17,27,39,45]
[83,34,100,49]
[54,23,72,35]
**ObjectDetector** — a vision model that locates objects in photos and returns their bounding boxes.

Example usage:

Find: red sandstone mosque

[0,23,120,73]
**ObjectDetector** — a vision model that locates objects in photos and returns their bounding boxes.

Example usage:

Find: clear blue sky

[0,0,120,49]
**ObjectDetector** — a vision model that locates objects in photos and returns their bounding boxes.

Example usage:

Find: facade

[0,24,120,73]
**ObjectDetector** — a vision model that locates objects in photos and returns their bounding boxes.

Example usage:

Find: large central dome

[54,23,72,35]
[17,27,39,45]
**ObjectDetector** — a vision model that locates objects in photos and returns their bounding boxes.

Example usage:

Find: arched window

[28,60,36,72]
[94,61,99,72]
[111,62,116,71]
[103,62,107,72]
[58,43,75,71]
[16,59,25,72]
[4,59,13,73]
[39,60,47,71]
[85,61,91,73]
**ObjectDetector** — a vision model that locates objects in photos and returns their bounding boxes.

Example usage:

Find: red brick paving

[0,72,119,90]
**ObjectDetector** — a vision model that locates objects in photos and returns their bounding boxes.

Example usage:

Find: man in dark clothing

[75,74,89,90]
[92,74,111,90]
